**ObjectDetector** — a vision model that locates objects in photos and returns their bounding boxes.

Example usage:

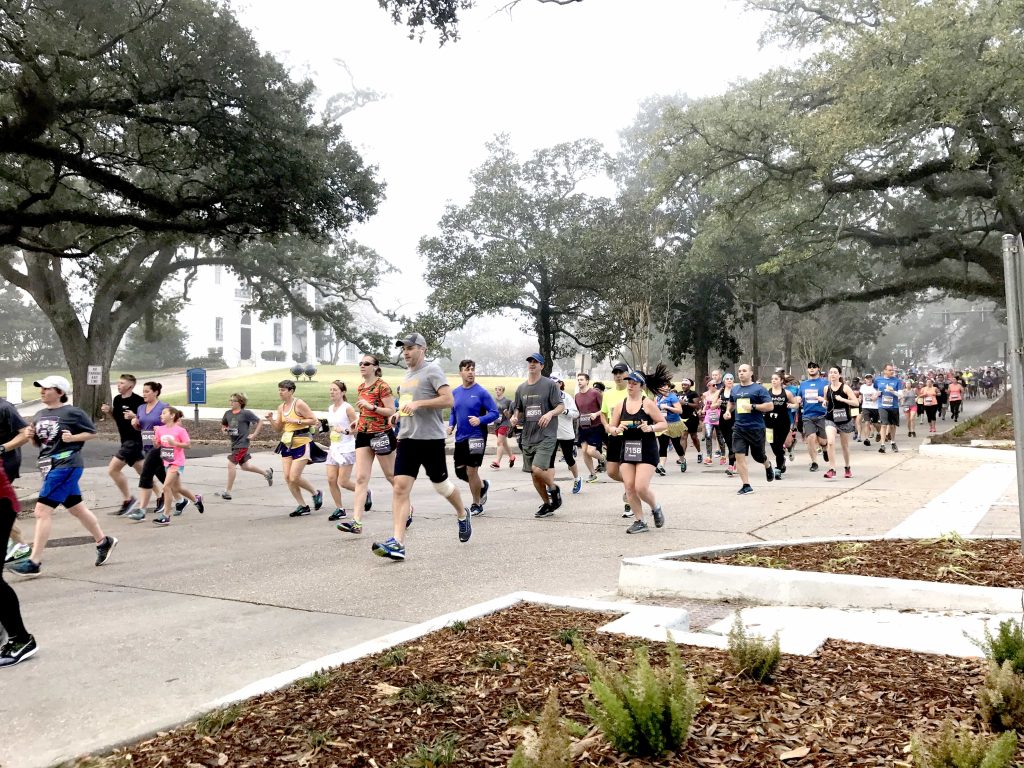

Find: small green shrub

[398,680,454,706]
[297,669,331,692]
[911,719,1017,767]
[397,733,459,767]
[973,619,1024,673]
[556,628,580,646]
[194,703,244,736]
[979,660,1024,732]
[734,553,788,569]
[476,647,515,670]
[306,727,334,750]
[577,636,700,757]
[508,690,571,768]
[378,646,408,668]
[501,699,532,725]
[727,613,781,682]
[449,620,467,632]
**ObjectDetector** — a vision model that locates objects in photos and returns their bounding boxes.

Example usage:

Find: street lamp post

[1000,234,1024,552]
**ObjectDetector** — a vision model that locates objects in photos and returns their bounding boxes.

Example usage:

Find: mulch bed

[930,393,1013,444]
[699,538,1024,588]
[74,603,1009,767]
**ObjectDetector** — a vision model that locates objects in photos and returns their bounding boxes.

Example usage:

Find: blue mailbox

[187,368,207,405]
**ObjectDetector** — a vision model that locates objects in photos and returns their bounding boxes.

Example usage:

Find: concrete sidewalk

[3,398,1013,768]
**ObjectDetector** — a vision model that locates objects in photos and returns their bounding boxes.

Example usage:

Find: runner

[100,374,145,516]
[126,381,175,521]
[8,376,117,576]
[0,395,29,565]
[490,385,516,469]
[797,362,830,471]
[874,363,903,453]
[902,379,919,439]
[600,363,631,516]
[728,364,776,495]
[609,369,668,533]
[266,380,325,518]
[0,463,34,666]
[152,407,204,525]
[655,381,685,476]
[948,376,965,422]
[766,370,799,479]
[919,376,939,434]
[936,376,949,421]
[448,360,499,516]
[509,353,565,519]
[372,333,471,560]
[218,393,272,501]
[324,381,358,521]
[574,373,604,481]
[821,366,859,479]
[719,373,737,474]
[858,373,880,446]
[552,376,582,494]
[700,379,727,466]
[337,355,395,536]
[675,378,703,470]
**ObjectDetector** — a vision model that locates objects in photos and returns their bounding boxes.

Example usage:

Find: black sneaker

[626,519,649,534]
[765,463,774,482]
[328,508,347,522]
[174,498,188,515]
[548,486,562,511]
[289,505,311,517]
[737,484,754,495]
[651,506,665,528]
[891,443,899,453]
[194,495,204,514]
[0,635,37,668]
[822,448,829,462]
[114,498,138,517]
[469,503,483,517]
[458,510,472,542]
[154,495,165,516]
[480,480,490,507]
[863,438,871,446]
[535,504,554,519]
[655,465,666,476]
[312,490,324,511]
[809,462,819,472]
[878,445,887,454]
[95,536,118,567]
[364,488,373,512]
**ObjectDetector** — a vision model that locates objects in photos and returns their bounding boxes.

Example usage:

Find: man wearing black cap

[372,333,471,561]
[509,353,564,518]
[797,362,830,471]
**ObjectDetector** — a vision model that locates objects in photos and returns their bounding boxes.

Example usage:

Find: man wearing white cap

[7,376,117,576]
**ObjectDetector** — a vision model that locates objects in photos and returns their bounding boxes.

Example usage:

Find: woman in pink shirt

[153,407,204,526]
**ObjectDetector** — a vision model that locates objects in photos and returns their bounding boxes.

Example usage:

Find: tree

[377,0,582,43]
[0,0,386,415]
[417,136,614,376]
[0,283,64,368]
[115,297,189,370]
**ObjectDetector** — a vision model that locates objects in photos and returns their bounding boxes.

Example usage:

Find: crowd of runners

[0,333,994,668]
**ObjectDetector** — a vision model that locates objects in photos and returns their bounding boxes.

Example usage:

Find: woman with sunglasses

[337,356,397,535]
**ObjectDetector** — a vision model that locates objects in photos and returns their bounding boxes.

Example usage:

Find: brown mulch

[699,538,1024,588]
[75,603,1007,767]
[930,393,1013,444]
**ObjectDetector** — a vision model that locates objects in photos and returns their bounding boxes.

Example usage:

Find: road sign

[87,366,103,386]
[187,368,207,405]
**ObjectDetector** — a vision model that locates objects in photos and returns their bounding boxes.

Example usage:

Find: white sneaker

[4,541,31,563]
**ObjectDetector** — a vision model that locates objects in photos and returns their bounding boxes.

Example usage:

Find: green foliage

[911,719,1018,768]
[296,670,332,693]
[475,647,515,670]
[194,704,244,736]
[448,620,467,632]
[377,647,409,669]
[306,727,334,751]
[726,613,781,683]
[117,300,190,370]
[398,681,454,707]
[556,628,580,647]
[508,690,571,768]
[396,733,459,767]
[734,554,788,569]
[577,636,700,757]
[0,283,64,367]
[978,660,1024,732]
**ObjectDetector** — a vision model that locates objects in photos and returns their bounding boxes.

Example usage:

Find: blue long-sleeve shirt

[448,383,500,442]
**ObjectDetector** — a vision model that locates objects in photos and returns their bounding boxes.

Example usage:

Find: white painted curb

[919,442,1016,463]
[618,537,1024,613]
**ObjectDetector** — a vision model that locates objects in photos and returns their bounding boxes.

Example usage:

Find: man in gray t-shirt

[372,333,471,562]
[510,352,565,518]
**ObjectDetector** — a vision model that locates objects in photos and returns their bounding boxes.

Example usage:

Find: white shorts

[327,449,356,467]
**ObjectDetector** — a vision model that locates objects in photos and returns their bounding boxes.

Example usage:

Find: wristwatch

[0,445,7,455]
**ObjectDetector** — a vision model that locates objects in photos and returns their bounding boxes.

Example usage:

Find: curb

[919,440,1016,463]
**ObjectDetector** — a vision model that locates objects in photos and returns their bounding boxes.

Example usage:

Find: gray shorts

[801,415,828,439]
[825,419,856,434]
[522,436,557,473]
[879,408,900,427]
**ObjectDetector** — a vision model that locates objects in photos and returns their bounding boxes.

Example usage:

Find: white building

[177,265,359,368]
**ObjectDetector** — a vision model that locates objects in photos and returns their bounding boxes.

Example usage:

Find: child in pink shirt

[153,407,204,525]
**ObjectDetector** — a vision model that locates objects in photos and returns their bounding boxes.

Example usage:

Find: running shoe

[765,463,775,482]
[480,480,490,507]
[95,536,118,566]
[719,456,727,465]
[406,505,414,529]
[328,508,347,522]
[773,468,783,481]
[596,459,606,473]
[4,542,30,563]
[714,450,722,458]
[0,635,37,667]
[509,456,516,468]
[725,465,735,476]
[489,461,501,469]
[364,488,373,512]
[676,458,683,464]
[810,462,819,471]
[154,496,165,516]
[548,486,562,511]
[572,477,582,495]
[289,505,311,517]
[470,503,484,517]
[696,453,703,464]
[174,498,188,516]
[337,520,362,534]
[217,491,232,501]
[371,537,405,561]
[626,519,649,534]
[114,497,138,517]
[265,468,274,486]
[195,495,204,514]
[703,457,713,466]
[535,504,554,519]
[651,506,665,528]
[126,508,146,522]
[622,502,632,518]
[823,468,836,480]
[655,465,666,476]
[586,474,599,483]
[891,443,899,452]
[822,448,830,462]
[9,559,40,576]
[312,490,324,511]
[844,467,853,479]
[680,458,687,473]
[153,515,171,526]
[878,445,887,454]
[874,434,881,442]
[458,510,472,542]
[737,484,754,495]
[863,438,871,447]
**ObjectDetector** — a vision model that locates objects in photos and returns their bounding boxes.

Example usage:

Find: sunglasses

[359,361,376,366]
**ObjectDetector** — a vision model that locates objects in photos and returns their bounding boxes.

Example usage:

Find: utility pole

[1000,234,1024,552]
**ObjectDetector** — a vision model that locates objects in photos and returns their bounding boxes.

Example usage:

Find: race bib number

[280,431,294,447]
[708,408,720,426]
[850,407,860,417]
[330,431,340,443]
[525,405,542,422]
[37,457,51,478]
[804,392,819,404]
[468,437,486,455]
[579,414,592,428]
[160,446,175,462]
[622,440,643,462]
[832,410,849,424]
[142,430,155,449]
[924,396,936,406]
[766,428,774,444]
[369,431,392,455]
[399,392,413,409]
[881,395,895,408]
[736,398,752,415]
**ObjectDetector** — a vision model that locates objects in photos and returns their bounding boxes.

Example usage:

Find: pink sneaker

[844,468,852,479]
[824,468,836,479]
[719,456,727,465]
[703,457,712,466]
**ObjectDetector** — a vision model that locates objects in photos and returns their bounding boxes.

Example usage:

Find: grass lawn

[163,365,535,411]
[1,369,70,399]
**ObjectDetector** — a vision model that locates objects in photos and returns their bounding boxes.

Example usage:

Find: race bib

[142,430,155,449]
[160,446,175,462]
[369,431,392,455]
[804,392,819,404]
[399,392,413,409]
[468,437,486,455]
[37,457,51,478]
[622,439,643,462]
[766,428,774,444]
[850,407,860,417]
[525,404,542,422]
[881,395,895,408]
[736,398,752,415]
[579,414,592,428]
[924,396,936,406]
[832,410,849,424]
[708,408,720,426]
[330,431,340,443]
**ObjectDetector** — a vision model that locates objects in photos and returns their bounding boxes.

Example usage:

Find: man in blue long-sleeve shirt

[448,360,500,516]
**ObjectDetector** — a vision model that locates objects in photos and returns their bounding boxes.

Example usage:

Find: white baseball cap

[34,375,71,393]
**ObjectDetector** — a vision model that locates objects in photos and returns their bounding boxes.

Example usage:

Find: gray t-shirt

[397,360,449,440]
[513,378,562,446]
[34,405,96,470]
[495,396,513,429]
[222,408,261,450]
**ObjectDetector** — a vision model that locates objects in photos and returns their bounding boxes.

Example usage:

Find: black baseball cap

[611,363,629,374]
[807,361,820,368]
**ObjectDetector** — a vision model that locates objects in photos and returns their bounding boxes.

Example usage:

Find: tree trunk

[536,298,555,377]
[750,304,761,380]
[63,336,120,418]
[783,315,794,374]
[693,339,710,389]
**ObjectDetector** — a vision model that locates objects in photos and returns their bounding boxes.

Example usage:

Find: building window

[273,322,282,346]
[215,317,223,342]
[214,265,222,285]
[240,311,251,326]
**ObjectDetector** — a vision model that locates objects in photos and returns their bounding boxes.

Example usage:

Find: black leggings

[950,400,962,419]
[138,448,166,490]
[557,439,576,468]
[924,404,939,424]
[657,433,685,459]
[0,500,29,642]
[768,423,788,470]
[718,418,736,464]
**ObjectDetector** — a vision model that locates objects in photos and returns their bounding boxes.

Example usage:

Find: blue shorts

[39,466,84,509]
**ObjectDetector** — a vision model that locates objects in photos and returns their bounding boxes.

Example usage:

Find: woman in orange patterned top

[336,355,397,535]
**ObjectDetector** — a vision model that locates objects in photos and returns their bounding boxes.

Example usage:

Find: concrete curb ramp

[618,536,1024,613]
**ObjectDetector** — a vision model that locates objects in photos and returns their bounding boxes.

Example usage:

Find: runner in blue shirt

[447,359,500,516]
[873,363,903,454]
[797,362,830,472]
[728,364,776,495]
